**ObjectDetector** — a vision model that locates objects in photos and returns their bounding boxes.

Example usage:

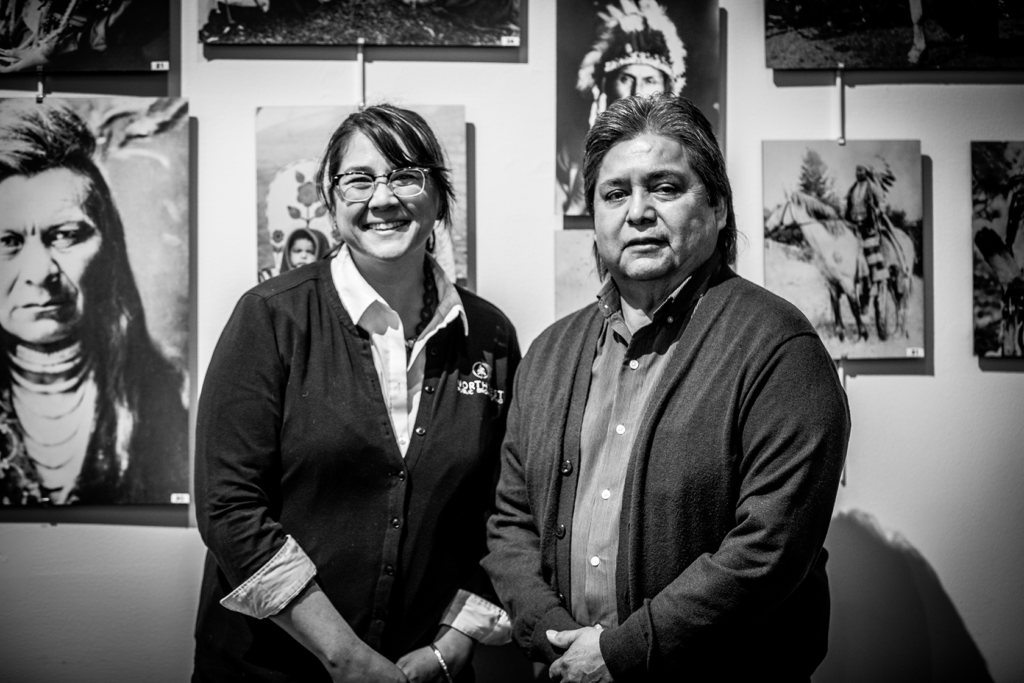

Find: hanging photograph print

[200,0,520,47]
[763,140,924,360]
[0,0,171,73]
[555,230,602,319]
[973,141,1024,357]
[557,0,720,216]
[765,0,1024,69]
[256,105,469,287]
[0,97,191,505]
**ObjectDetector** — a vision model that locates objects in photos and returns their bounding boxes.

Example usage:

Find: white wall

[1,1,1022,681]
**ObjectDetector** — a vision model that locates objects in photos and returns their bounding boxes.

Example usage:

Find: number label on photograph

[906,347,925,358]
[151,61,170,71]
[170,493,191,504]
[500,36,520,47]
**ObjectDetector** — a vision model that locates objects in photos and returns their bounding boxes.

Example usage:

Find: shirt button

[667,316,675,324]
[429,347,438,356]
[424,385,435,394]
[555,524,566,539]
[384,564,395,576]
[615,424,626,435]
[601,489,611,500]
[629,359,639,370]
[560,460,573,476]
[590,556,600,567]
[414,426,426,436]
[391,517,401,528]
[399,437,407,445]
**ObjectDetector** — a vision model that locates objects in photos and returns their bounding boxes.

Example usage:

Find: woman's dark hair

[582,94,737,265]
[0,100,177,497]
[315,104,456,227]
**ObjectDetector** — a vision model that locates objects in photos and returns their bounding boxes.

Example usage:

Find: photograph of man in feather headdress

[556,0,720,216]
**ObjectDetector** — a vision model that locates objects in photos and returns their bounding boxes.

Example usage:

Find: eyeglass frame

[330,167,432,203]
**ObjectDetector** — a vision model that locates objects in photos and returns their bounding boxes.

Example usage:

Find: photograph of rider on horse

[764,139,924,360]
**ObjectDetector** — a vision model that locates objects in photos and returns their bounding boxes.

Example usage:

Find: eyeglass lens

[338,169,425,201]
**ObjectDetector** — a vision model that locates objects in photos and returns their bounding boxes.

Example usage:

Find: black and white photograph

[556,0,720,216]
[764,139,924,360]
[256,104,469,286]
[200,0,520,47]
[973,141,1024,357]
[0,96,190,505]
[554,229,601,318]
[0,0,171,73]
[766,0,1024,70]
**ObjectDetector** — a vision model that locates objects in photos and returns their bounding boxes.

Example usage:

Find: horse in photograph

[766,191,869,342]
[907,0,1000,64]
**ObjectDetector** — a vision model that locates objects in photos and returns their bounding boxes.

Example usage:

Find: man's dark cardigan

[484,264,850,681]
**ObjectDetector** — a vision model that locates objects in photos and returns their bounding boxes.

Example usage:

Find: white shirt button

[399,437,407,445]
[590,556,600,567]
[615,424,625,435]
[667,316,675,324]
[628,359,639,370]
[601,489,611,500]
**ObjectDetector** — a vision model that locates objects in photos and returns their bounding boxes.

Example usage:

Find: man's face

[0,168,103,348]
[608,64,669,102]
[594,133,725,288]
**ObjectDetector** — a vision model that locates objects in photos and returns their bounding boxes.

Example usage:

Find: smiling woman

[0,100,188,505]
[194,104,520,682]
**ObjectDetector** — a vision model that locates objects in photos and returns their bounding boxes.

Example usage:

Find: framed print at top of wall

[765,0,1024,70]
[973,141,1024,357]
[763,139,925,360]
[256,105,469,287]
[0,96,190,506]
[0,0,171,73]
[556,0,720,216]
[200,0,521,47]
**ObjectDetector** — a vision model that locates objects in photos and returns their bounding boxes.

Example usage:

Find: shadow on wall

[816,510,993,683]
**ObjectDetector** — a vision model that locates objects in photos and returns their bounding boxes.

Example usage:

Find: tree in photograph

[798,148,841,212]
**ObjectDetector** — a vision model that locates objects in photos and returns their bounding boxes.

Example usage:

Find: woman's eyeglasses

[332,168,428,202]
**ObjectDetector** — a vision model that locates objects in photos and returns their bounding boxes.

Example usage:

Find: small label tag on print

[170,493,191,504]
[905,347,925,358]
[151,61,170,71]
[500,36,520,47]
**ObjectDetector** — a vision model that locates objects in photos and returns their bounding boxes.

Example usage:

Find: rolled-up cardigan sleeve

[599,333,850,678]
[195,292,315,618]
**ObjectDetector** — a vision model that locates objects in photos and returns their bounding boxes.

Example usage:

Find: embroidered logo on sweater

[458,362,504,404]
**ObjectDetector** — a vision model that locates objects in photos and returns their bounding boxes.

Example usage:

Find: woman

[0,100,188,505]
[194,104,520,682]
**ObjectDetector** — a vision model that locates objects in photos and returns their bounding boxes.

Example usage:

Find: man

[0,99,188,505]
[559,0,687,214]
[845,164,888,283]
[484,95,850,681]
